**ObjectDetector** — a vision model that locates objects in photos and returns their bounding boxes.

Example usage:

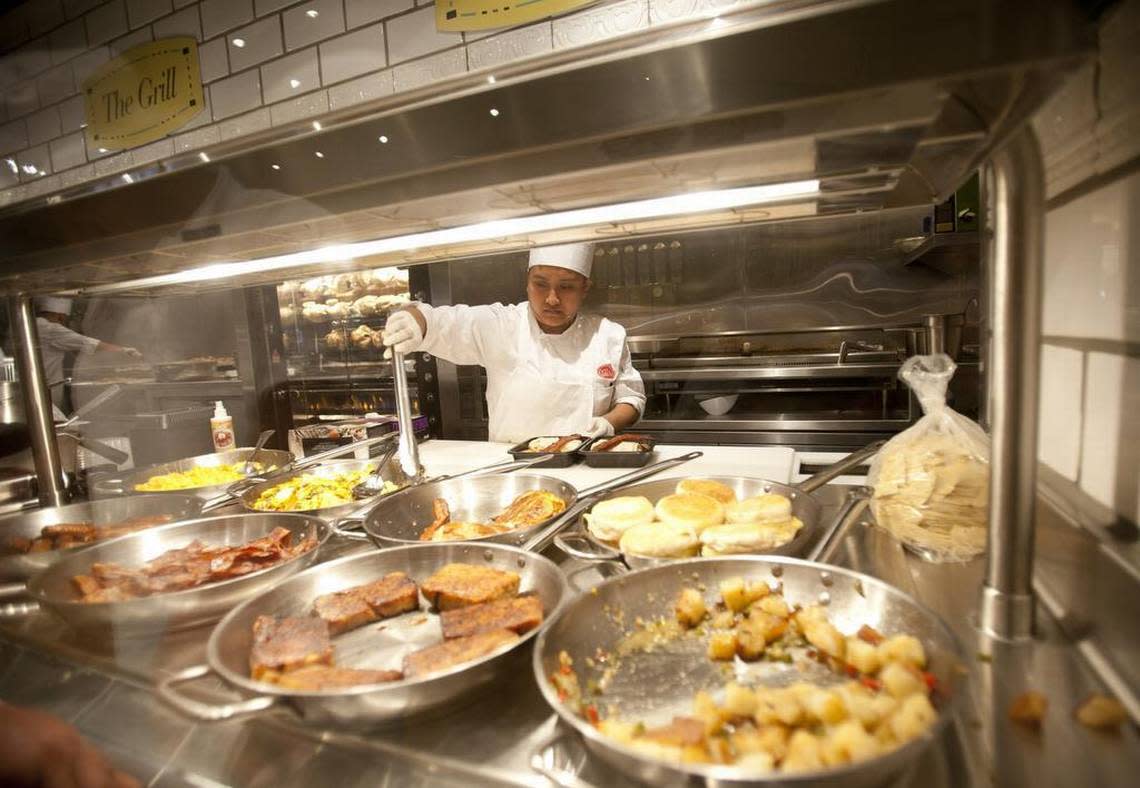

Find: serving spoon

[350,439,401,500]
[242,429,275,476]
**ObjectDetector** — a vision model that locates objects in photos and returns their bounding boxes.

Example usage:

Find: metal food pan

[507,437,585,468]
[26,512,328,633]
[533,555,966,787]
[157,542,569,727]
[91,448,295,500]
[579,436,657,468]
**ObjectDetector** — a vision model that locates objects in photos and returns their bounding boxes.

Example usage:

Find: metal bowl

[234,457,413,525]
[0,493,203,582]
[26,512,328,633]
[90,447,295,500]
[534,556,967,787]
[364,472,580,548]
[159,542,570,727]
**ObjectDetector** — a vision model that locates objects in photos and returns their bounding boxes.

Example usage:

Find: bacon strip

[591,434,653,452]
[546,434,587,453]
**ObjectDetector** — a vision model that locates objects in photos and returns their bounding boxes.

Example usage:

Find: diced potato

[711,609,736,629]
[846,637,881,675]
[1008,690,1047,727]
[821,720,881,766]
[675,587,708,628]
[735,751,775,774]
[706,735,733,764]
[880,661,924,699]
[732,724,789,761]
[838,682,897,726]
[720,577,749,612]
[693,690,726,735]
[801,618,846,659]
[708,631,737,661]
[723,682,758,717]
[877,634,926,668]
[598,719,640,743]
[754,686,803,726]
[755,594,790,619]
[782,730,824,773]
[628,739,684,764]
[1075,694,1128,730]
[793,684,848,724]
[680,744,712,764]
[735,611,782,661]
[887,693,937,742]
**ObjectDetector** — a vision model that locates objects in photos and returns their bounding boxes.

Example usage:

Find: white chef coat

[36,317,99,408]
[417,302,646,443]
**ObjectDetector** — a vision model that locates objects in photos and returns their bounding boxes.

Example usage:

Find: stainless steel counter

[1,442,1136,787]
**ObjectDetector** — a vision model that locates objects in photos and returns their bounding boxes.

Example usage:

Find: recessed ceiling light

[232,38,245,47]
[487,75,496,84]
[4,158,16,174]
[198,152,210,162]
[314,151,324,158]
[271,164,281,170]
[311,121,321,131]
[306,9,319,17]
[289,78,301,89]
[489,108,499,117]
[378,135,389,143]
[121,173,133,183]
[98,147,108,153]
[21,164,37,174]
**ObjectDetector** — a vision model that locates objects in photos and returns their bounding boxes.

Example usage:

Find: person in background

[35,297,141,411]
[382,243,645,443]
[0,701,140,788]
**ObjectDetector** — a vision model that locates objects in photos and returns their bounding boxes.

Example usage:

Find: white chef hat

[527,243,593,278]
[35,296,74,315]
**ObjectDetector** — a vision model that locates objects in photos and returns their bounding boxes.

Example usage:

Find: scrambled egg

[135,463,265,492]
[251,468,400,511]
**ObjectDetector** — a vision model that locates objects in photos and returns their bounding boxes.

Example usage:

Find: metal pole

[391,350,423,481]
[10,294,69,507]
[977,127,1044,641]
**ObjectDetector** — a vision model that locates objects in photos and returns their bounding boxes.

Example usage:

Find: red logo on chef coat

[597,363,616,381]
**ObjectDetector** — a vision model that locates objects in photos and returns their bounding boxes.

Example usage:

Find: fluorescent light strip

[84,180,819,292]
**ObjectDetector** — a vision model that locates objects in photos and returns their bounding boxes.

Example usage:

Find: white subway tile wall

[17,143,52,181]
[1079,352,1140,520]
[282,0,345,52]
[318,22,385,86]
[0,0,779,208]
[227,16,283,72]
[1037,343,1084,481]
[261,46,319,104]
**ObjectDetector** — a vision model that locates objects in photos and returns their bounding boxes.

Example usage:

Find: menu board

[436,0,598,32]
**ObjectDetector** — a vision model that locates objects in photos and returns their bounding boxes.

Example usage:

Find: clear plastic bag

[867,354,989,561]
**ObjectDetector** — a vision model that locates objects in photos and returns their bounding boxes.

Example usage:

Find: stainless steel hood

[0,0,1091,295]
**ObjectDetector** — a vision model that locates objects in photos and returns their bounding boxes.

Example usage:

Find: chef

[35,296,141,410]
[382,243,646,443]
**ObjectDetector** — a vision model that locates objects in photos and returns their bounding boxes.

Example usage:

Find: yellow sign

[436,0,598,32]
[83,37,205,152]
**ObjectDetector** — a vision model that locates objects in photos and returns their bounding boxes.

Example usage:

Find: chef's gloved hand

[586,416,615,439]
[122,347,143,359]
[382,309,424,359]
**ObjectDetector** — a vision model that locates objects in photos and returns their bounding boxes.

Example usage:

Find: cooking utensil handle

[554,532,622,563]
[328,516,373,541]
[528,724,600,788]
[807,487,871,564]
[0,600,39,617]
[71,435,130,465]
[577,450,704,497]
[58,383,123,428]
[521,497,595,554]
[0,581,27,600]
[794,440,885,495]
[157,664,277,722]
[422,455,552,485]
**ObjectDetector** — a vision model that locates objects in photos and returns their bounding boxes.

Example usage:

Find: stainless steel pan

[0,493,202,583]
[532,556,967,788]
[91,447,295,500]
[26,512,329,633]
[554,441,883,571]
[363,452,705,551]
[157,542,569,727]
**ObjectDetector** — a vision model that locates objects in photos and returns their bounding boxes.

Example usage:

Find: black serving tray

[507,436,586,467]
[580,436,657,467]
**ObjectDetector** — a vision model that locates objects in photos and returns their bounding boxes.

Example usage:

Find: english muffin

[655,492,725,532]
[699,517,805,556]
[619,521,701,558]
[725,493,794,525]
[584,496,655,543]
[675,478,737,505]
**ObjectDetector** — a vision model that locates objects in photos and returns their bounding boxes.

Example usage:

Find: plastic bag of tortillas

[867,354,989,561]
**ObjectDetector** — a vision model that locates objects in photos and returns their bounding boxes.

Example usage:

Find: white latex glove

[586,416,615,439]
[381,309,424,358]
[122,347,143,359]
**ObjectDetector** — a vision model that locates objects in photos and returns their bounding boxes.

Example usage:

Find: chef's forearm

[603,403,640,432]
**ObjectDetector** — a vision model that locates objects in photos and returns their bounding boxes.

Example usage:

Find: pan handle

[577,450,704,497]
[529,723,600,788]
[806,487,872,564]
[554,532,622,563]
[0,581,28,600]
[290,432,400,473]
[157,664,278,722]
[794,440,885,495]
[327,516,373,541]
